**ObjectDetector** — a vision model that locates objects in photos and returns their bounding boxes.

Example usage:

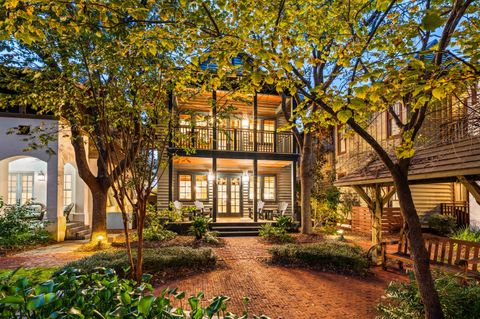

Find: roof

[335,136,480,186]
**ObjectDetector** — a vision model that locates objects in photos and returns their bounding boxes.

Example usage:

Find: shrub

[259,223,294,244]
[450,227,480,243]
[0,268,56,284]
[0,267,269,319]
[378,272,480,319]
[275,216,299,233]
[64,246,216,278]
[425,213,457,235]
[0,199,51,251]
[269,241,368,275]
[143,206,177,241]
[189,216,211,240]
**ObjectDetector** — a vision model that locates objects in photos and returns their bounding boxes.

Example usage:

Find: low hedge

[268,241,368,275]
[64,246,216,278]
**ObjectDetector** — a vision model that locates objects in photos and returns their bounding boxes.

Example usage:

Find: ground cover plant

[0,268,56,284]
[450,227,480,243]
[269,241,368,275]
[424,213,457,236]
[0,199,51,251]
[259,222,294,244]
[0,267,269,319]
[64,247,216,279]
[378,272,480,319]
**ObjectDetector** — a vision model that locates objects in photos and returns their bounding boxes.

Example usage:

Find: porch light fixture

[37,171,46,181]
[242,171,250,182]
[241,113,249,129]
[208,170,215,182]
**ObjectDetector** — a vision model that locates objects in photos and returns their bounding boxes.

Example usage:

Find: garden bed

[268,240,369,275]
[111,235,226,249]
[64,246,217,282]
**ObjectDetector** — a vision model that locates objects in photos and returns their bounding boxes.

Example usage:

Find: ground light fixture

[337,229,345,241]
[97,235,104,248]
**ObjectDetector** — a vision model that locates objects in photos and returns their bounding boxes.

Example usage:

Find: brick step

[211,226,261,232]
[65,222,91,240]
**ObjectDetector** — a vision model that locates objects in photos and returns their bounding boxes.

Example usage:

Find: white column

[46,157,66,241]
[0,159,9,201]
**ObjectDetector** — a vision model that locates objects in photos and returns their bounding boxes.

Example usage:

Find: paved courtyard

[0,241,92,269]
[157,237,405,319]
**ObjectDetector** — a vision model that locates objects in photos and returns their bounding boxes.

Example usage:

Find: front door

[217,175,242,216]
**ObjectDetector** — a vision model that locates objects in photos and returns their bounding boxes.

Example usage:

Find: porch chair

[194,200,211,218]
[273,202,289,219]
[249,200,265,219]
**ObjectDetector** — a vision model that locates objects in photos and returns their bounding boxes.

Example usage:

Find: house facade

[158,89,299,222]
[334,85,480,237]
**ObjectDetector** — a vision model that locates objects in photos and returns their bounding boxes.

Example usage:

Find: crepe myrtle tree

[187,0,479,318]
[0,1,197,241]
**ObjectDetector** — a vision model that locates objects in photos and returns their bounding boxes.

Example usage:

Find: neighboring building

[159,90,299,222]
[334,85,480,236]
[0,106,90,241]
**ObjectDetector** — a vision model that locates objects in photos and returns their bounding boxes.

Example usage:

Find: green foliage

[269,241,368,275]
[275,216,299,233]
[425,213,457,235]
[451,227,480,243]
[0,268,56,285]
[0,267,269,319]
[378,272,480,319]
[0,199,50,250]
[143,207,177,242]
[64,247,216,278]
[259,224,294,244]
[188,217,211,240]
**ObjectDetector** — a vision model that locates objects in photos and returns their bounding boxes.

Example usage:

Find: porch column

[46,157,66,242]
[291,159,297,220]
[0,160,8,200]
[253,159,258,222]
[168,154,173,204]
[212,90,217,150]
[458,176,480,205]
[212,157,217,222]
[253,92,258,152]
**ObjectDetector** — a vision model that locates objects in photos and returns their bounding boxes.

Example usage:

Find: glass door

[217,175,242,215]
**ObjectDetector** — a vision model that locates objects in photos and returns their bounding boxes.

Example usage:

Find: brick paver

[0,241,93,269]
[156,237,405,319]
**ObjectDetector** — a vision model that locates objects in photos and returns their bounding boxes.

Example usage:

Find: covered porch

[160,156,296,223]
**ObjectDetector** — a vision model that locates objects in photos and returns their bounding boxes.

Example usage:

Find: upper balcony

[173,126,295,154]
[170,89,297,156]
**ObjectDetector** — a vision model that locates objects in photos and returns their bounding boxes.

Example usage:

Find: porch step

[66,222,91,240]
[211,222,268,237]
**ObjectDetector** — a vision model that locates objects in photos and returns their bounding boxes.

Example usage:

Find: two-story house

[157,89,299,223]
[334,85,480,238]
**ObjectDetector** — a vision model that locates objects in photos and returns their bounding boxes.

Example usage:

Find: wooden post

[212,90,217,150]
[253,92,258,152]
[253,159,258,222]
[458,176,480,205]
[212,157,217,222]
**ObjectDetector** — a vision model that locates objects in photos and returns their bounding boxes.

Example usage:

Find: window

[387,102,402,137]
[263,176,276,201]
[8,173,34,205]
[337,126,347,155]
[249,175,276,201]
[179,114,191,126]
[64,174,73,206]
[263,119,275,131]
[195,175,208,200]
[179,174,192,200]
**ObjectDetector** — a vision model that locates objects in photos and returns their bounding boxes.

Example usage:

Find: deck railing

[174,126,295,154]
[440,202,469,227]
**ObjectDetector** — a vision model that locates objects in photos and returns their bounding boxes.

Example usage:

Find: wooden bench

[376,232,480,279]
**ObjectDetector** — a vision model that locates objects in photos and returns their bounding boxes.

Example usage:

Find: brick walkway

[156,237,405,319]
[0,241,92,269]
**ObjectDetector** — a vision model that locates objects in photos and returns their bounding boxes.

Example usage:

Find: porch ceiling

[173,156,292,171]
[175,90,282,117]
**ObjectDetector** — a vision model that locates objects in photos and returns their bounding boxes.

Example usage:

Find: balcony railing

[174,126,295,154]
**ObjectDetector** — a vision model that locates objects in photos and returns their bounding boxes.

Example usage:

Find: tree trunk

[392,173,444,319]
[91,186,108,240]
[300,133,314,234]
[135,203,146,282]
